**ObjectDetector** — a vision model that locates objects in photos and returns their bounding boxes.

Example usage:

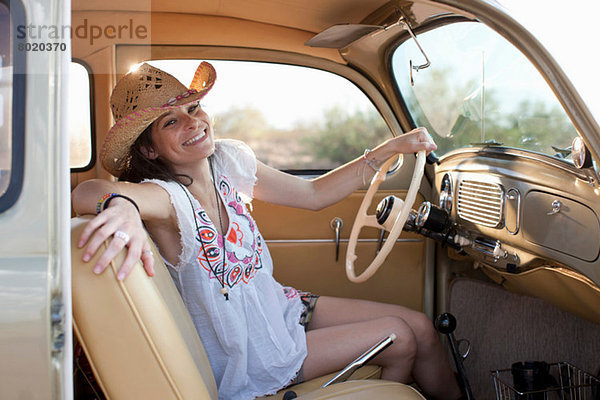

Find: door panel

[252,190,426,310]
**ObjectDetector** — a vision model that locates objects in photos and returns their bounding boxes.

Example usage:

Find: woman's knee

[406,312,439,352]
[375,316,418,361]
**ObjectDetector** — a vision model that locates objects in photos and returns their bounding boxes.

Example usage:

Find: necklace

[179,156,229,300]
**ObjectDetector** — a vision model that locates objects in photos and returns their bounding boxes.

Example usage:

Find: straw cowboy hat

[100,62,216,176]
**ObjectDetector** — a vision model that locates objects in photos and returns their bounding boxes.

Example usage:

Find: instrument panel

[429,148,600,286]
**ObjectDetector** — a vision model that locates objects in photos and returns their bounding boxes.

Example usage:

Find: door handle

[330,217,343,261]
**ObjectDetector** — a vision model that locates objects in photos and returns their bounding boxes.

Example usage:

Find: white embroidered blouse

[145,139,307,400]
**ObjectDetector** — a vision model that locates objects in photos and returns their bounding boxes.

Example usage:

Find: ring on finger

[114,230,131,245]
[142,248,153,256]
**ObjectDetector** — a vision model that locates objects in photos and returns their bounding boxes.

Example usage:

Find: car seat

[71,216,425,399]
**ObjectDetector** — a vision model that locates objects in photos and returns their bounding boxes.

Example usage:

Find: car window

[0,2,10,197]
[69,61,93,170]
[148,60,392,172]
[392,21,577,160]
[0,0,25,212]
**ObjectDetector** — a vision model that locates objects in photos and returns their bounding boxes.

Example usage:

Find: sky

[498,0,600,123]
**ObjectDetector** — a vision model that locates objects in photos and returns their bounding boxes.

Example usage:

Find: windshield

[392,21,577,159]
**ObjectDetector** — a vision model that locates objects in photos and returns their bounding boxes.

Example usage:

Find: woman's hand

[77,197,155,280]
[378,127,437,159]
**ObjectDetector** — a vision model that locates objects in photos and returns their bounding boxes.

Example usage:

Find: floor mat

[448,277,600,399]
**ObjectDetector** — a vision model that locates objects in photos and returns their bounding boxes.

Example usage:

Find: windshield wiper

[551,145,572,158]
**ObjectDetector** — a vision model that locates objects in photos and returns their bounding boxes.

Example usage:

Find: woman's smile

[149,103,215,162]
[182,129,208,146]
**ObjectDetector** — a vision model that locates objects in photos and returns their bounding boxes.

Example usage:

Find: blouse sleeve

[212,139,258,202]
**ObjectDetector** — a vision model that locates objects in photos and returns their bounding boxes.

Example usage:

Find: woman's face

[147,102,215,169]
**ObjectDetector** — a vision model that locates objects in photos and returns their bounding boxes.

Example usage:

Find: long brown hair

[118,124,193,186]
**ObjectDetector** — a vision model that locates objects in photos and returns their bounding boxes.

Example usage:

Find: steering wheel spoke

[364,215,382,229]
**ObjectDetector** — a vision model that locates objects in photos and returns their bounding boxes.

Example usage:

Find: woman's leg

[304,296,462,400]
[303,316,417,382]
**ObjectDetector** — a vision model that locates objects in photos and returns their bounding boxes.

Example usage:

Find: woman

[72,62,461,400]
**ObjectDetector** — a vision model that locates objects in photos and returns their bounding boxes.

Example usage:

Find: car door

[0,0,73,397]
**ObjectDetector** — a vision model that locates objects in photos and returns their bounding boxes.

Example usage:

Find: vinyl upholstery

[71,216,425,400]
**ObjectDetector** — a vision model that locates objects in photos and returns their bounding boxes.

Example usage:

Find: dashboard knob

[493,240,508,262]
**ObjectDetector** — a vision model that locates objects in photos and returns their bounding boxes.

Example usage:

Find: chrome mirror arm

[393,13,431,86]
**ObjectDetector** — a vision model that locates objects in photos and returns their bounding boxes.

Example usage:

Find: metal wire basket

[492,362,600,400]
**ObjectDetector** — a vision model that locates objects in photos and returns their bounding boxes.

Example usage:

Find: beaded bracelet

[96,192,117,214]
[363,149,381,172]
[98,193,140,214]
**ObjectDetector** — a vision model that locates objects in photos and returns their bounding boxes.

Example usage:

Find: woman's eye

[188,104,199,113]
[164,119,176,128]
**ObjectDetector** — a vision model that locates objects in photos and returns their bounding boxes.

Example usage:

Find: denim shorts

[291,292,320,386]
[298,292,320,330]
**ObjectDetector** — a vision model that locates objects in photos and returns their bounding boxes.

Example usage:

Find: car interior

[29,0,600,398]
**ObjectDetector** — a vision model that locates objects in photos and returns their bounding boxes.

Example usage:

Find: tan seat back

[71,216,218,400]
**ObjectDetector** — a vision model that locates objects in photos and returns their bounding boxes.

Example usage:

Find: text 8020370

[17,42,67,51]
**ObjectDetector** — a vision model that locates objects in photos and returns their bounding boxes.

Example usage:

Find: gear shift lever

[435,313,473,400]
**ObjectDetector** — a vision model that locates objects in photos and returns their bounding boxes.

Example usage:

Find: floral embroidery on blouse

[283,286,300,300]
[193,175,264,289]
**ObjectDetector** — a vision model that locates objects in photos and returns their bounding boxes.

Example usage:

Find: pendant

[220,287,229,300]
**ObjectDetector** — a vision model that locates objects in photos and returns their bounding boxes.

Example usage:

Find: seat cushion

[258,365,382,399]
[295,380,425,399]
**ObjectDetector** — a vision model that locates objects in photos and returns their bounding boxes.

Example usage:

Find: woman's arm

[253,127,436,211]
[72,179,173,279]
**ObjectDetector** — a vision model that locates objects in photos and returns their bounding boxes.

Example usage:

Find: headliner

[71,0,392,34]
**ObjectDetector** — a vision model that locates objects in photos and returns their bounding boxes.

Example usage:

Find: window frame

[69,58,96,172]
[0,0,26,213]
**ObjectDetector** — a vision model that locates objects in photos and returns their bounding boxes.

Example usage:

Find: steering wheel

[345,150,426,283]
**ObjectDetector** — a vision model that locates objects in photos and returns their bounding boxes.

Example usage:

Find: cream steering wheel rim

[345,150,426,283]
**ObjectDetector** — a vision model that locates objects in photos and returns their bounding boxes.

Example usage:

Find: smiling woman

[71,59,455,400]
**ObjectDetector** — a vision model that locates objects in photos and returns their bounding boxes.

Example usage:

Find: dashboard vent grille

[457,180,503,227]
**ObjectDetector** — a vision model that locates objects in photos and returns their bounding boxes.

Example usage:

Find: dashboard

[414,147,600,287]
